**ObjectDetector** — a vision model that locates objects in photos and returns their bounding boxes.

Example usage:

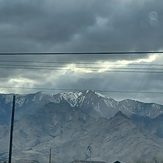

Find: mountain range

[0,90,163,163]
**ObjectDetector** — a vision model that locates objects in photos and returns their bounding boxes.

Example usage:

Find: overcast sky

[0,0,163,104]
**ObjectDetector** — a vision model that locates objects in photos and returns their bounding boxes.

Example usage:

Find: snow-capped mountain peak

[1,90,163,119]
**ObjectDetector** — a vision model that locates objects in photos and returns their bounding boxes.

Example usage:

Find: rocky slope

[0,90,163,163]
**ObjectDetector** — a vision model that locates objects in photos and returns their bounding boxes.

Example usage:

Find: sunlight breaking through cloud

[63,54,158,73]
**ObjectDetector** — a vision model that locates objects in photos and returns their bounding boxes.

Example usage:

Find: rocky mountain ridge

[1,90,163,119]
[0,90,163,163]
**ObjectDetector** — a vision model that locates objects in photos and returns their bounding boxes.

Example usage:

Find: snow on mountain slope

[52,90,163,118]
[0,92,56,121]
[0,90,163,120]
[53,90,120,118]
[119,99,163,118]
[53,90,117,107]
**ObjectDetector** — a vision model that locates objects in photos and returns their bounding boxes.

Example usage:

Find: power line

[0,60,88,64]
[0,66,163,73]
[0,51,163,55]
[0,60,163,68]
[0,66,163,74]
[0,64,163,70]
[0,86,163,94]
[0,59,163,67]
[0,62,163,74]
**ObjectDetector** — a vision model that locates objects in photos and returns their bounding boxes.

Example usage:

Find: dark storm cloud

[0,0,163,54]
[0,0,96,52]
[48,0,163,52]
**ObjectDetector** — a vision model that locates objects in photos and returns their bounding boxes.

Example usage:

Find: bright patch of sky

[64,54,158,73]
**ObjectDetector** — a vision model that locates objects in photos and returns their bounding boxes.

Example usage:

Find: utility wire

[0,64,163,70]
[0,66,163,73]
[0,67,162,74]
[0,51,163,55]
[0,86,163,94]
[0,60,163,67]
[0,53,162,98]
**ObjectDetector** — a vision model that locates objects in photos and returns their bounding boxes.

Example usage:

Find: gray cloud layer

[0,0,163,52]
